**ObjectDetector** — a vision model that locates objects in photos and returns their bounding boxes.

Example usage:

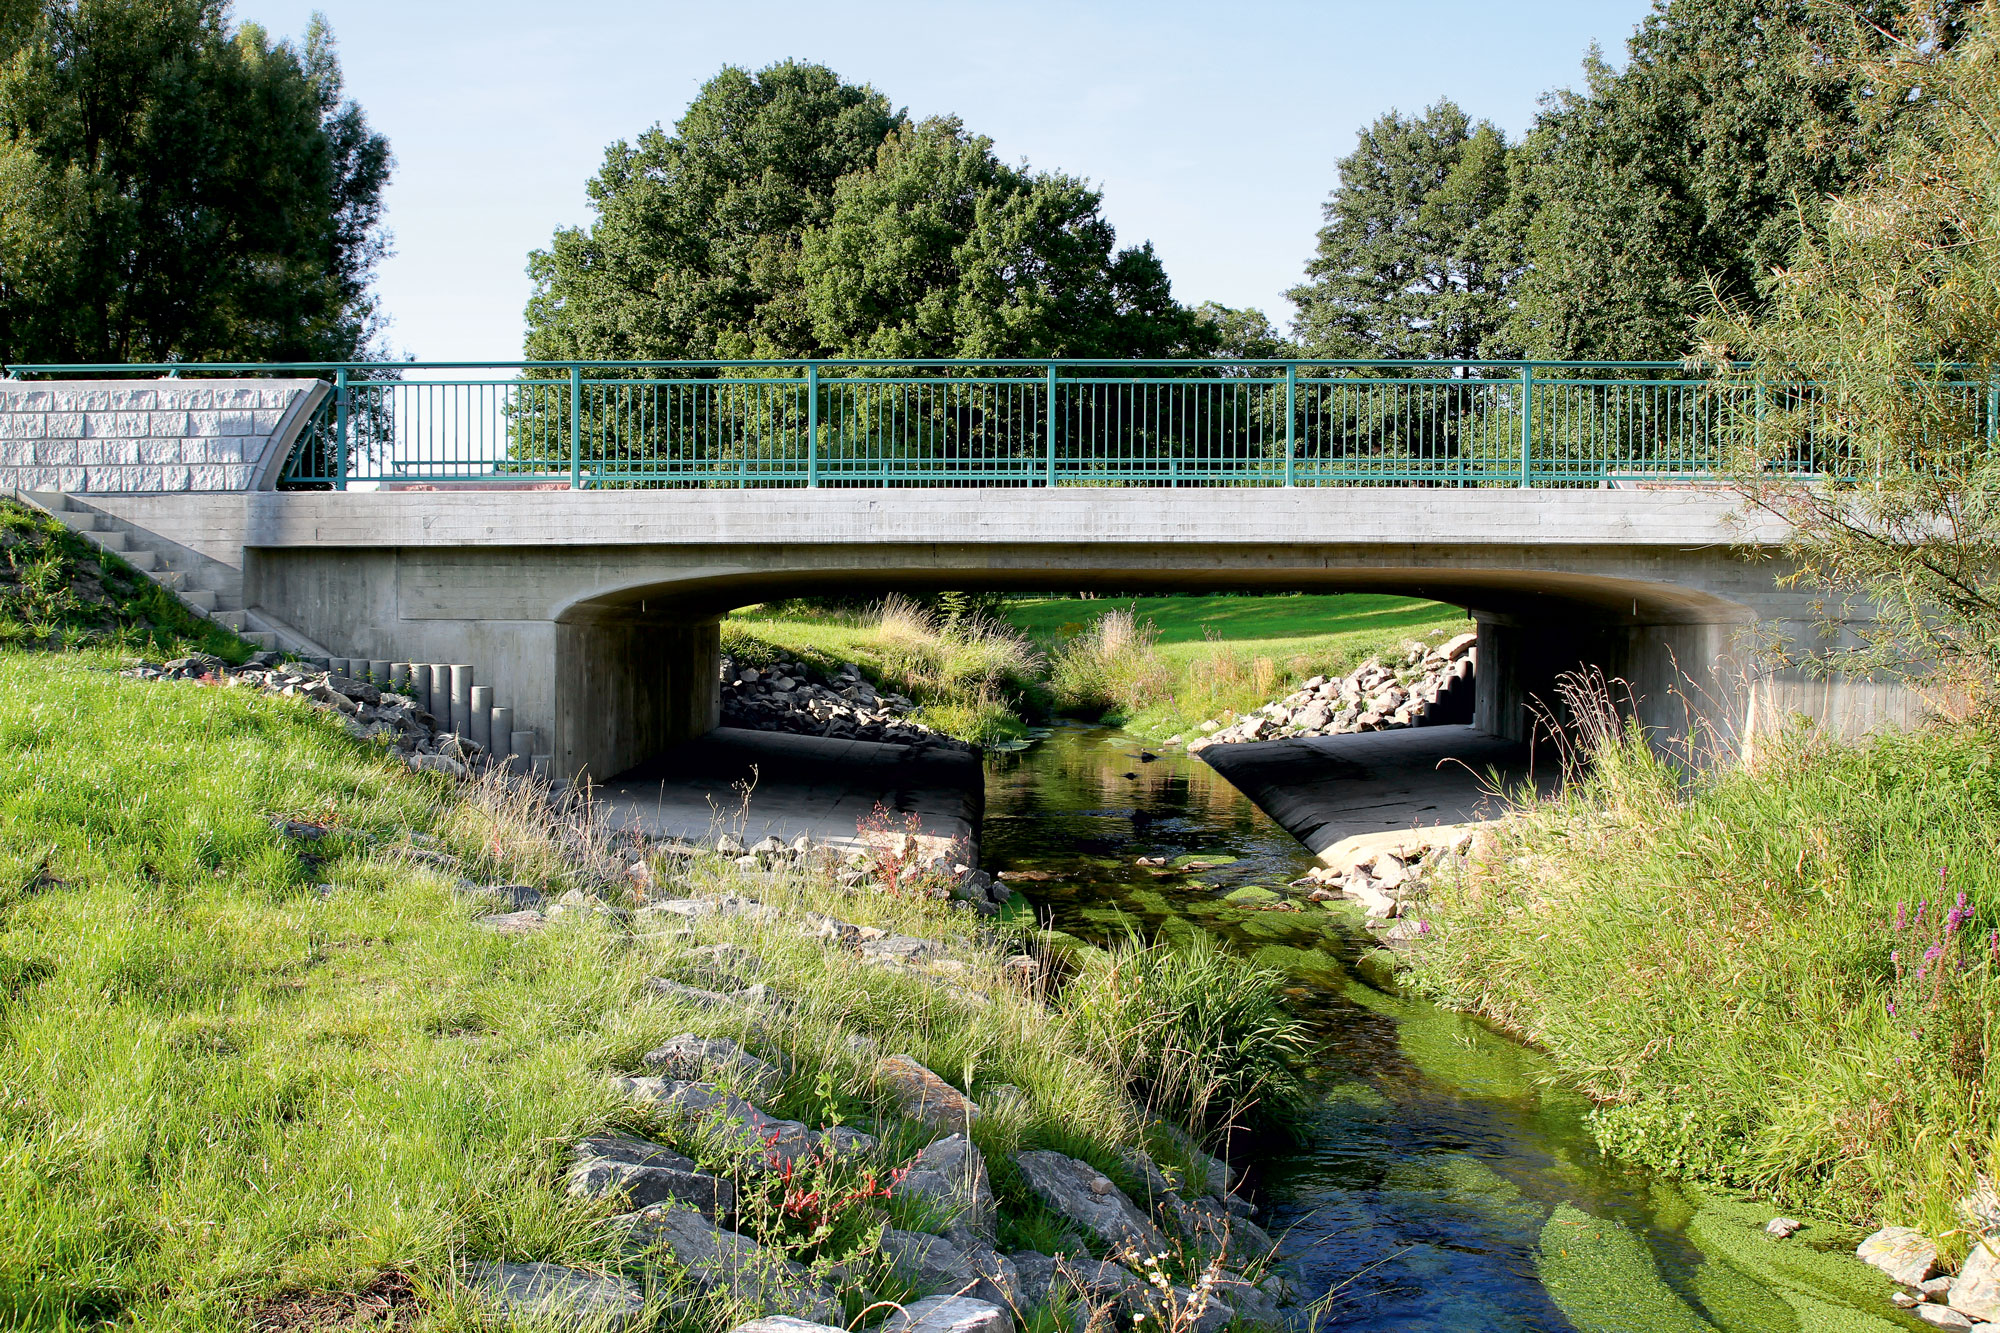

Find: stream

[981,723,1909,1333]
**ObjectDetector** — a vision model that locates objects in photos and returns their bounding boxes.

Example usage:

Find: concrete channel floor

[594,727,983,859]
[1194,723,1561,860]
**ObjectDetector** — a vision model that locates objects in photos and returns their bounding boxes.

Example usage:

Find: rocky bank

[1182,633,1475,752]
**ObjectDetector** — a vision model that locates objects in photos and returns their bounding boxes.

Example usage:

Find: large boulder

[616,1205,839,1322]
[879,1295,1010,1333]
[1857,1226,1941,1286]
[878,1229,1018,1306]
[612,1077,818,1165]
[1162,1193,1275,1264]
[875,1055,980,1132]
[463,1261,645,1329]
[893,1134,996,1244]
[642,1034,784,1100]
[567,1143,736,1223]
[1950,1237,2000,1322]
[1013,1150,1169,1257]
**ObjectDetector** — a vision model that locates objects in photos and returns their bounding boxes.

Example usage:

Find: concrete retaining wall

[0,379,326,492]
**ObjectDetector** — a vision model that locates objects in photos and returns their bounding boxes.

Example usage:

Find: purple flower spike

[1896,901,1907,931]
[1887,998,1897,1015]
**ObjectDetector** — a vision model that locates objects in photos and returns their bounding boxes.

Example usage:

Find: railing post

[1518,361,1533,488]
[1045,361,1058,487]
[1284,362,1297,487]
[334,366,349,491]
[807,362,820,487]
[568,363,582,491]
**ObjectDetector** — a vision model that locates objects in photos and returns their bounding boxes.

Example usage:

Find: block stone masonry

[0,379,327,493]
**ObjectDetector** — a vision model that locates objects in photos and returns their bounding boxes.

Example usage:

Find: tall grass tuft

[1057,934,1311,1141]
[1047,608,1174,717]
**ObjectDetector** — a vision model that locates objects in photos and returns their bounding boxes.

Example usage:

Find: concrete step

[153,569,188,591]
[181,589,219,613]
[91,530,128,552]
[54,510,101,533]
[120,549,158,572]
[242,631,279,651]
[213,609,248,632]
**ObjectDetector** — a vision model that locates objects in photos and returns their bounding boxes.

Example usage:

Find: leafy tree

[524,62,902,361]
[1287,100,1520,362]
[1509,0,1957,361]
[1190,302,1294,360]
[1697,2,2000,705]
[797,116,1198,358]
[0,0,390,365]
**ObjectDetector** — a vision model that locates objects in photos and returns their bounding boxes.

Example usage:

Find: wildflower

[1896,901,1907,931]
[1887,998,1897,1015]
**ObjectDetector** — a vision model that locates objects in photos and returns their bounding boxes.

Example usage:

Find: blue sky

[231,0,1657,362]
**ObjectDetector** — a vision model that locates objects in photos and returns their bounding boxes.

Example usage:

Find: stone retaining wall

[0,378,326,492]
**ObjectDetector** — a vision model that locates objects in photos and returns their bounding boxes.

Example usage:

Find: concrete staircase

[18,490,328,658]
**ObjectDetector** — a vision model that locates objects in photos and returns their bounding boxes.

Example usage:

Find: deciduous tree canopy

[1289,100,1519,362]
[524,61,901,362]
[527,66,1200,363]
[1506,0,1948,361]
[798,116,1199,358]
[0,0,390,365]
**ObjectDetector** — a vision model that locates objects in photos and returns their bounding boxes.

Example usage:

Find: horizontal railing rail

[3,358,1989,489]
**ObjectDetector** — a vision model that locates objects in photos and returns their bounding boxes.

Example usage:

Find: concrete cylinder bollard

[432,663,454,729]
[410,664,432,716]
[489,705,512,757]
[469,686,493,751]
[449,665,473,738]
[529,754,551,779]
[369,659,391,685]
[389,663,410,692]
[509,728,535,776]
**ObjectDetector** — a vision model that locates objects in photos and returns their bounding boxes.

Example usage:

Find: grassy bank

[0,648,1304,1328]
[1405,714,2000,1247]
[724,597,1041,745]
[1020,595,1470,738]
[1,497,242,658]
[730,593,1470,745]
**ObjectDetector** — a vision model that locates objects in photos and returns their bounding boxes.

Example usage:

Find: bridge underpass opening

[550,563,1767,788]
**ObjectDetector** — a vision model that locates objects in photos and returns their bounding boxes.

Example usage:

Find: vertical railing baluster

[1045,362,1058,487]
[334,366,350,489]
[1284,363,1297,487]
[568,363,582,490]
[1518,362,1534,487]
[807,362,820,487]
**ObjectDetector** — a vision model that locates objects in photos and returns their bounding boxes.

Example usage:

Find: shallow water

[982,724,1907,1333]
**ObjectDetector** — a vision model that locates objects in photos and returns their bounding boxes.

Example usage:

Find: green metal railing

[2,357,1971,489]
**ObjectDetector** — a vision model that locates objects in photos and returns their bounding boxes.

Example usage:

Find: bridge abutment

[555,613,720,782]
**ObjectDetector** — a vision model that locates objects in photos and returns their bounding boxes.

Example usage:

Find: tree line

[0,0,1973,367]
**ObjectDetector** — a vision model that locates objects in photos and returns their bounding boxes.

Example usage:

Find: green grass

[0,649,1301,1328]
[1017,594,1471,738]
[0,497,246,659]
[1003,592,1463,656]
[1405,712,2000,1251]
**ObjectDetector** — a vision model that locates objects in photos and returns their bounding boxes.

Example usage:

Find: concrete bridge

[0,369,1919,783]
